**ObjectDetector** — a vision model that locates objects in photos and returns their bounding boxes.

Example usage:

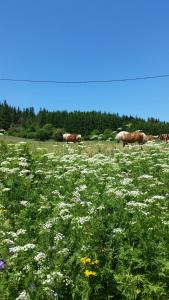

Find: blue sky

[0,0,169,120]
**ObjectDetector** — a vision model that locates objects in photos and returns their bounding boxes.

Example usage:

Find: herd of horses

[115,131,169,147]
[62,131,169,147]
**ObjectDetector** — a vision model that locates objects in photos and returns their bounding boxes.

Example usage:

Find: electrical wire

[0,74,169,84]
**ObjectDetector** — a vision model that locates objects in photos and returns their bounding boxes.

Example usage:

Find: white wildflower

[9,244,35,253]
[2,188,11,192]
[120,178,133,185]
[19,169,30,176]
[152,195,165,200]
[162,221,169,225]
[16,229,26,236]
[75,216,91,225]
[114,190,124,197]
[1,161,10,166]
[2,239,14,245]
[23,244,36,251]
[113,228,124,234]
[139,174,153,179]
[127,190,141,197]
[54,233,64,241]
[76,184,87,191]
[34,252,46,261]
[15,290,30,300]
[126,201,147,208]
[58,248,69,256]
[20,201,29,206]
[18,162,29,167]
[43,221,53,230]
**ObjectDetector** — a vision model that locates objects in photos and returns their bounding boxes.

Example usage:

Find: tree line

[0,100,169,140]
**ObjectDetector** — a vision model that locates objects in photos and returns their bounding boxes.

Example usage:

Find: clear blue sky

[0,0,169,121]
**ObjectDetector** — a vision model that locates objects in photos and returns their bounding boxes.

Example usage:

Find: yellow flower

[81,257,100,265]
[80,257,87,264]
[85,258,91,264]
[80,257,91,265]
[84,270,97,277]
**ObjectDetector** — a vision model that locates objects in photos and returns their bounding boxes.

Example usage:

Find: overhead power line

[0,74,169,84]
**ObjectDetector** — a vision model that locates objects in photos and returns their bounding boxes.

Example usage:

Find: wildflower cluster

[80,257,99,277]
[80,257,99,265]
[0,141,169,299]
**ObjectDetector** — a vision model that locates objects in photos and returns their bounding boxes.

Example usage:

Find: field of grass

[0,139,169,299]
[0,135,119,155]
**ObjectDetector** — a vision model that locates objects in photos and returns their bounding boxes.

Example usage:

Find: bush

[43,124,54,135]
[90,135,98,141]
[90,129,100,136]
[26,132,37,139]
[52,128,65,141]
[35,128,51,141]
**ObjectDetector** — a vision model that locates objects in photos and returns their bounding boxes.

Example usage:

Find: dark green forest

[0,100,169,141]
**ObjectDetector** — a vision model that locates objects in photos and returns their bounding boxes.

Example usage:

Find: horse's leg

[139,141,144,150]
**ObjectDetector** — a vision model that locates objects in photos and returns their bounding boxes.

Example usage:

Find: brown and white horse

[63,133,82,143]
[115,131,148,147]
[159,134,169,142]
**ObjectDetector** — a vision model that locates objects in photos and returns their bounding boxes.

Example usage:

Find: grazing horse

[115,131,148,147]
[159,134,169,142]
[63,133,82,143]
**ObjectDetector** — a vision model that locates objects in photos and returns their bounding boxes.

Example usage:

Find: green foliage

[43,124,54,134]
[35,128,51,140]
[90,129,100,136]
[52,128,65,141]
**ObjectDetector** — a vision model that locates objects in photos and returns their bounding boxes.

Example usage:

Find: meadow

[0,138,169,299]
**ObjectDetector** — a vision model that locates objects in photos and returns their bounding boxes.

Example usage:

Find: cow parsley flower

[162,221,169,225]
[34,252,46,261]
[2,188,11,192]
[127,190,142,197]
[120,178,133,185]
[152,195,165,200]
[9,244,35,253]
[126,201,147,208]
[76,216,91,225]
[139,174,153,179]
[20,201,29,206]
[54,233,64,241]
[113,228,124,234]
[15,290,30,300]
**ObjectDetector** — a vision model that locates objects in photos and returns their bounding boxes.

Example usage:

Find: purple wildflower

[75,197,81,203]
[0,260,6,270]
